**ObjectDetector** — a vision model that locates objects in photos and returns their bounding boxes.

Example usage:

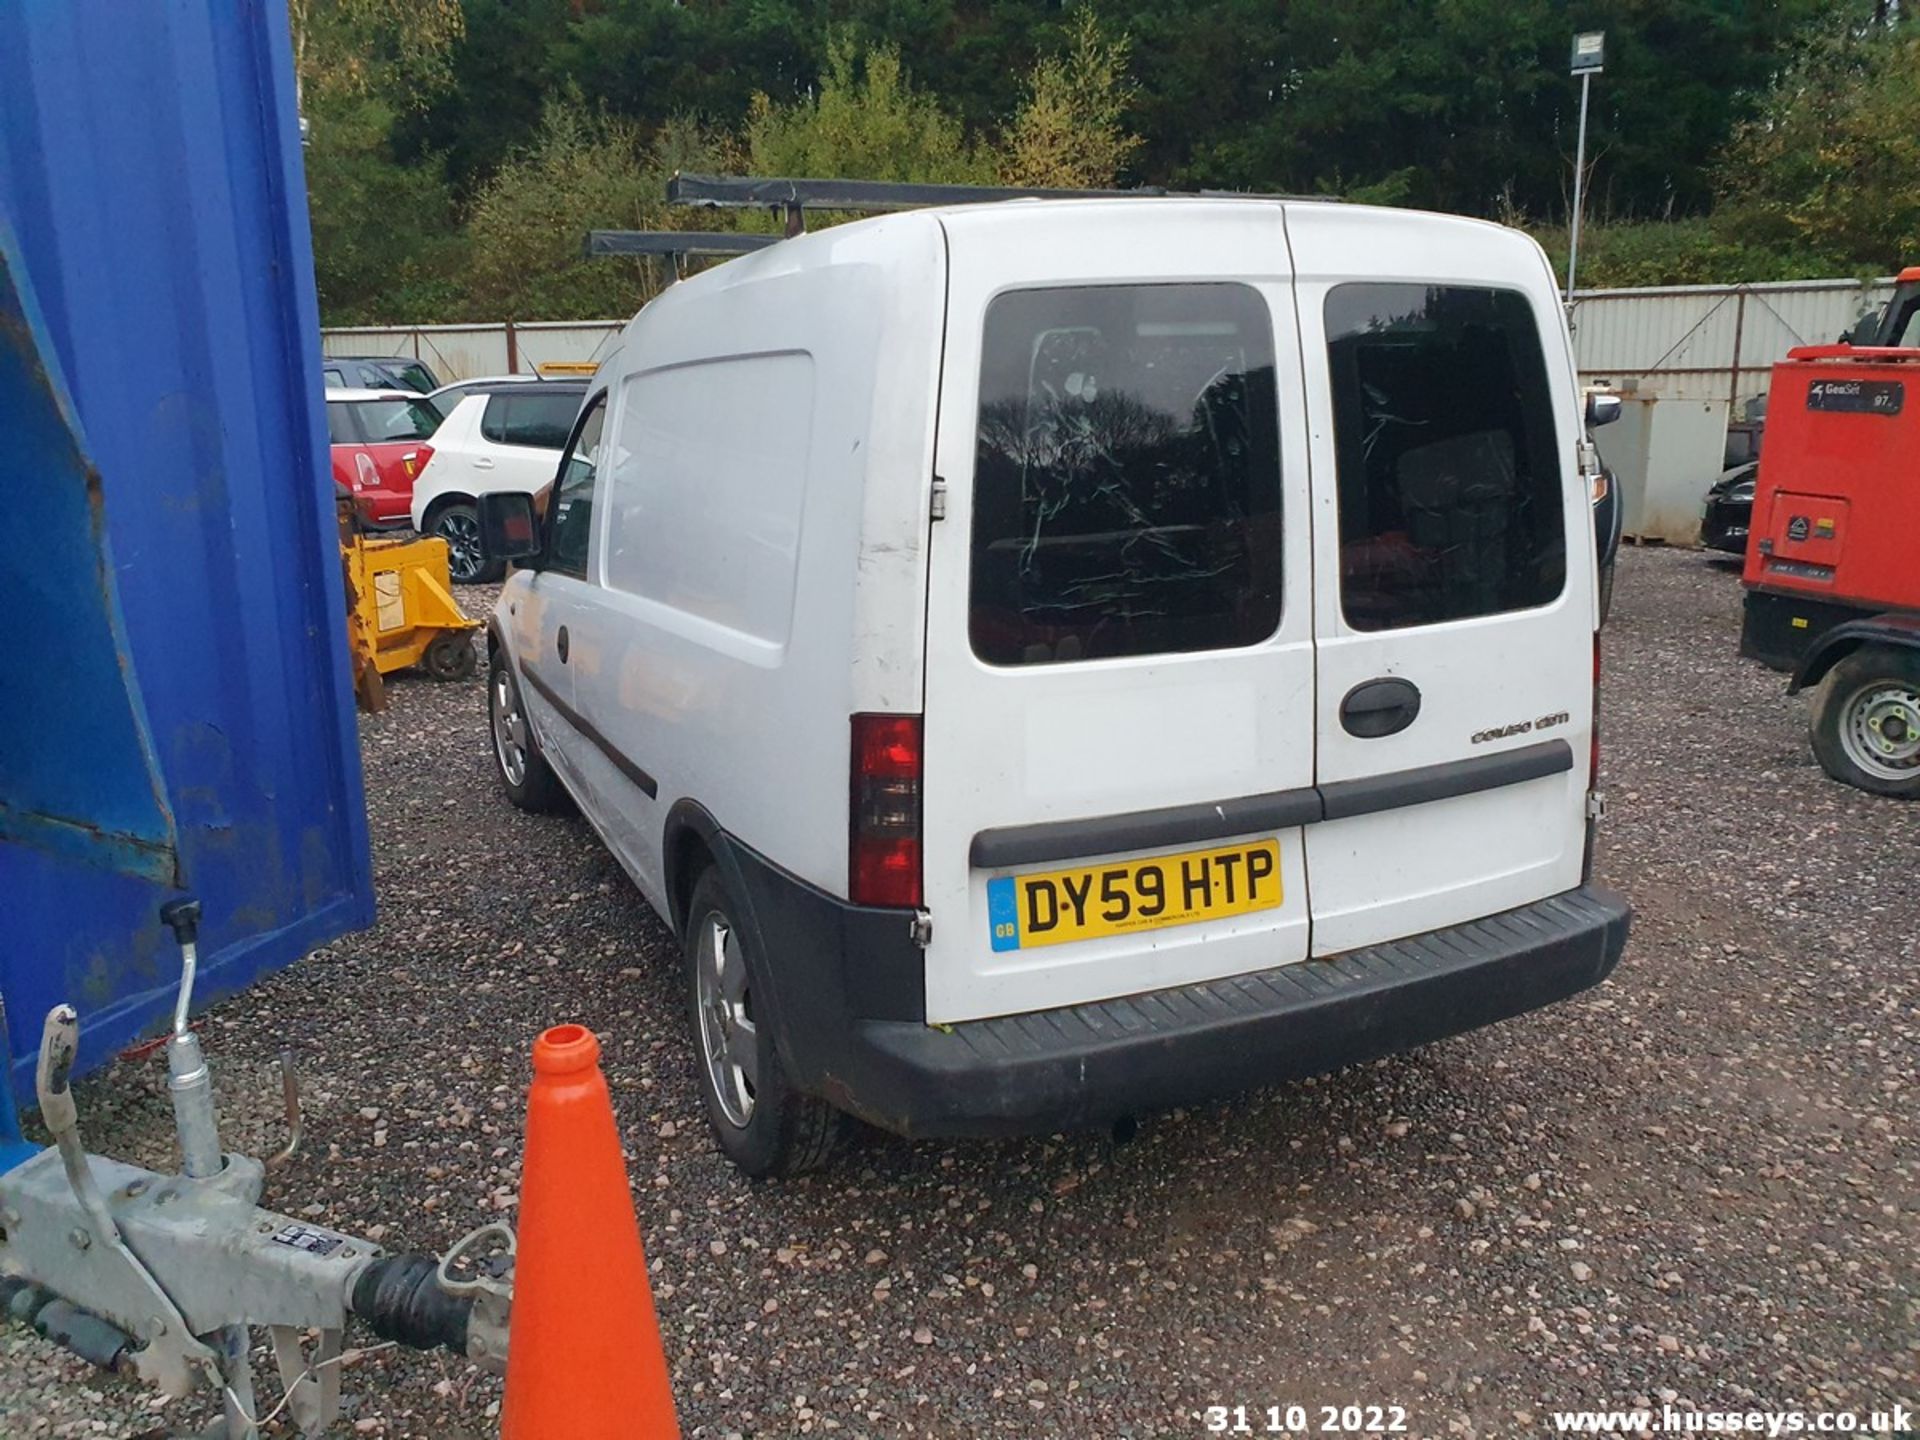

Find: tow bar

[0,900,513,1437]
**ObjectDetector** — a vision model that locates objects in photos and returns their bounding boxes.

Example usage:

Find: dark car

[1700,461,1758,554]
[321,355,442,395]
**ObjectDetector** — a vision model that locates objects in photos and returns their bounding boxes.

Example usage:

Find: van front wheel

[488,650,570,813]
[683,868,840,1177]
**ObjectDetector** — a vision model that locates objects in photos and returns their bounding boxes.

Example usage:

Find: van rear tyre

[1809,644,1920,799]
[683,868,841,1177]
[487,650,571,813]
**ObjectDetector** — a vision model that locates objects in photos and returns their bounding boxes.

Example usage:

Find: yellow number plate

[986,837,1282,952]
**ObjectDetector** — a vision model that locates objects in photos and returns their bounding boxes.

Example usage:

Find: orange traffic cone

[502,1024,680,1438]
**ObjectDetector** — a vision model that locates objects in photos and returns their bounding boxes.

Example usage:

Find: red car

[326,387,442,529]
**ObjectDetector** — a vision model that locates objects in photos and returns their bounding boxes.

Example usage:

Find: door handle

[473,457,495,470]
[556,626,569,663]
[1340,677,1421,738]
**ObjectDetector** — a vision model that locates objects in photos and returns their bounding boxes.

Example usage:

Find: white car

[474,197,1631,1176]
[425,373,540,411]
[408,380,586,582]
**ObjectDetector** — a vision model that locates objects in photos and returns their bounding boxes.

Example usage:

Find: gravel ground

[2,546,1914,1439]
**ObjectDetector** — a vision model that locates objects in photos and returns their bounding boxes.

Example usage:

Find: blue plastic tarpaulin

[0,1,375,1142]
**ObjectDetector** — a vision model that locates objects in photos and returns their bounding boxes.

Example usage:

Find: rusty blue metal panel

[1,222,180,886]
[0,0,375,1116]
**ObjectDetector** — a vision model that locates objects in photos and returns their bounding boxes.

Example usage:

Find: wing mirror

[478,491,542,565]
[1585,391,1622,428]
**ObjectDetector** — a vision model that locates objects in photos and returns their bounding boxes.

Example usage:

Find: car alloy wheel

[435,509,484,583]
[693,911,757,1128]
[490,666,529,788]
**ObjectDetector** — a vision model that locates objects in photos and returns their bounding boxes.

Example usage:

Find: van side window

[1325,284,1565,632]
[548,395,607,580]
[969,283,1283,667]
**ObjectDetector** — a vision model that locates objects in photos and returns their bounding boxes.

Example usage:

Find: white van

[477,198,1630,1175]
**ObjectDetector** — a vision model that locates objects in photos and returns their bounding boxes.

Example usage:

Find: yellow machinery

[337,502,480,711]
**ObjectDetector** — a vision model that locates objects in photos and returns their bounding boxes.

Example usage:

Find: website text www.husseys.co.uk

[1550,1404,1913,1435]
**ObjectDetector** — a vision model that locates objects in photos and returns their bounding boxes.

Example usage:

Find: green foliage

[742,37,995,186]
[1527,218,1834,291]
[290,0,465,110]
[298,0,1913,325]
[304,97,468,323]
[1001,8,1143,189]
[464,96,731,320]
[1716,17,1920,275]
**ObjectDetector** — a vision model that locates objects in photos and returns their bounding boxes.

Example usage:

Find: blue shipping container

[0,1,375,1137]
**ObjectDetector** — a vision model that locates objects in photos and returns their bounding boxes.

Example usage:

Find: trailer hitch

[0,899,514,1437]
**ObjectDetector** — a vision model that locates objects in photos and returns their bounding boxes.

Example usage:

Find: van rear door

[919,203,1316,1025]
[1285,206,1593,956]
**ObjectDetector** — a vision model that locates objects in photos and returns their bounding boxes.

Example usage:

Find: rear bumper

[721,832,1629,1139]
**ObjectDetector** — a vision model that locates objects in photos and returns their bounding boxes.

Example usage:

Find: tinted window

[325,402,357,444]
[548,396,606,580]
[1895,305,1920,349]
[390,361,437,393]
[482,392,580,449]
[969,283,1282,666]
[1325,284,1564,632]
[323,367,347,387]
[350,398,440,442]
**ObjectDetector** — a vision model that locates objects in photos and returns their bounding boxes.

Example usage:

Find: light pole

[1567,31,1605,303]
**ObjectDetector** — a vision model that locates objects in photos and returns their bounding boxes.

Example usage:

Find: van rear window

[1325,284,1565,632]
[968,283,1283,667]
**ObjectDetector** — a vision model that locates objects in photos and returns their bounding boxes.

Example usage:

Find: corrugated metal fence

[1569,276,1897,408]
[327,275,1899,404]
[324,319,625,382]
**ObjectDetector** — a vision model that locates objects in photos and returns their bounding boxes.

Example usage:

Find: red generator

[1741,271,1920,797]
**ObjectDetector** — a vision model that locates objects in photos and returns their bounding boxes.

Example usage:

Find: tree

[304,95,468,323]
[1001,8,1143,189]
[741,37,995,185]
[464,95,732,320]
[393,0,579,195]
[1716,15,1920,272]
[288,0,465,110]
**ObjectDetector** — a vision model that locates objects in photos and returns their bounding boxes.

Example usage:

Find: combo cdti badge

[475,197,1631,1176]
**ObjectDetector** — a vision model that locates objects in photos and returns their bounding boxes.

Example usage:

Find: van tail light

[402,445,432,479]
[850,714,922,909]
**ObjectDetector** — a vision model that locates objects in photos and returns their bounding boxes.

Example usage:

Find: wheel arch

[418,489,477,533]
[1790,614,1920,693]
[663,799,726,940]
[660,802,810,1082]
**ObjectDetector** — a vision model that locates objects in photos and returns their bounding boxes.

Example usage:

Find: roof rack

[581,230,780,259]
[664,173,1319,236]
[583,177,1329,277]
[580,228,781,286]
